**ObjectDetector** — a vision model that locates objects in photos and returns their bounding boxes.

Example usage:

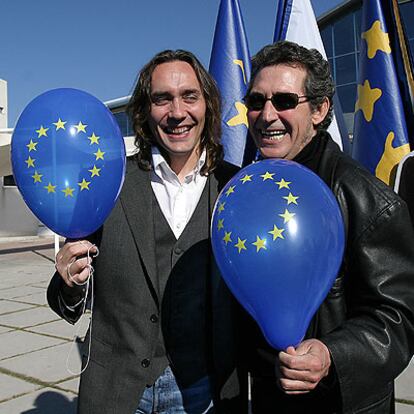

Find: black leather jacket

[248,132,414,414]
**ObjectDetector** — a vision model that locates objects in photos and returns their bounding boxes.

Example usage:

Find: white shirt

[151,147,208,239]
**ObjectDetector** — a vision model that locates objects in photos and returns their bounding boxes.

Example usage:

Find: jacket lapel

[119,160,159,299]
[208,172,223,299]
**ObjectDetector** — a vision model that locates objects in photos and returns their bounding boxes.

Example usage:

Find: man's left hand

[277,338,331,394]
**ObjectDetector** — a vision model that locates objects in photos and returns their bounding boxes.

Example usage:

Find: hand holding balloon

[55,241,98,288]
[277,339,331,394]
[211,159,345,350]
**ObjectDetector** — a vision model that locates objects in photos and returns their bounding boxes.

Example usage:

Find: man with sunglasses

[243,40,414,414]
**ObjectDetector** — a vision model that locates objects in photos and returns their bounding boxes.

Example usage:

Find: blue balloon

[11,88,126,238]
[211,159,345,350]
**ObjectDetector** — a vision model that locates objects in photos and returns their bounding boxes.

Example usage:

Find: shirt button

[141,359,150,368]
[174,247,183,255]
[150,314,158,323]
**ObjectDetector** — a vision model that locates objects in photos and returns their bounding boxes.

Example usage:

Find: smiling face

[247,64,328,160]
[148,60,206,173]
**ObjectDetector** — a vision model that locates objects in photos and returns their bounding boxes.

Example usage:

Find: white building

[0,79,40,237]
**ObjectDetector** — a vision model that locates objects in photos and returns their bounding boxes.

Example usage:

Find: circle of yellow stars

[215,170,300,254]
[24,119,106,199]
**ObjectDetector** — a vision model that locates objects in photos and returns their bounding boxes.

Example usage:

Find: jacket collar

[119,158,159,298]
[118,157,223,301]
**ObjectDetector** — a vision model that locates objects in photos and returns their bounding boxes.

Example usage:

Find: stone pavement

[0,236,413,413]
[0,237,88,414]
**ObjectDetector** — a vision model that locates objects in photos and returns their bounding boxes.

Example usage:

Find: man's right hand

[55,240,98,288]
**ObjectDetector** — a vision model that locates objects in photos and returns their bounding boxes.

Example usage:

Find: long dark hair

[127,50,223,174]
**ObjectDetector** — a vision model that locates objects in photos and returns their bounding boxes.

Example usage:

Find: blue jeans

[135,366,214,414]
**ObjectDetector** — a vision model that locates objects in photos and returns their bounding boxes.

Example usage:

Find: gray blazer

[47,157,243,414]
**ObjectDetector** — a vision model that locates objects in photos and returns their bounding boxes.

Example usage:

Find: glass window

[400,2,414,39]
[335,54,357,85]
[354,9,362,51]
[3,175,16,186]
[328,58,335,79]
[321,27,333,58]
[333,13,354,55]
[337,84,357,114]
[113,111,128,137]
[127,118,134,136]
[356,52,360,74]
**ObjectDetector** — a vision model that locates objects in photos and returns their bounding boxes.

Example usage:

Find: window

[113,111,128,137]
[320,8,361,122]
[321,27,333,57]
[3,175,16,186]
[112,110,134,137]
[336,54,357,85]
[333,13,354,55]
[400,1,414,58]
[336,84,358,113]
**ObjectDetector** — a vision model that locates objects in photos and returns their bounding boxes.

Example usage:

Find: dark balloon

[11,88,126,238]
[211,159,345,350]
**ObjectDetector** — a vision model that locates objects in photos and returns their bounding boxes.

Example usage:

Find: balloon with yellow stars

[211,159,345,350]
[11,88,126,238]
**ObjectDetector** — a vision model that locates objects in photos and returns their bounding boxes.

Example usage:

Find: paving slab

[0,342,82,384]
[0,372,41,402]
[13,291,48,306]
[0,250,53,266]
[397,403,414,414]
[0,326,13,334]
[0,252,54,285]
[29,319,81,341]
[0,237,56,251]
[0,299,35,315]
[0,286,45,300]
[0,330,65,361]
[0,305,59,329]
[56,377,80,394]
[397,358,414,401]
[29,281,53,290]
[0,387,77,414]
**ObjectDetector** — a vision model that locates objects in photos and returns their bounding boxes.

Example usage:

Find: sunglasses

[244,92,315,111]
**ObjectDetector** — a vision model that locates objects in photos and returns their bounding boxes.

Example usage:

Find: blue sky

[1,0,342,127]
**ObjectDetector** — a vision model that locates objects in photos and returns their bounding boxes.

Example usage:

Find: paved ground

[0,236,413,413]
[0,237,86,414]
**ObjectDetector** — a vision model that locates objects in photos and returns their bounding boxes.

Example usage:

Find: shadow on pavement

[20,391,77,414]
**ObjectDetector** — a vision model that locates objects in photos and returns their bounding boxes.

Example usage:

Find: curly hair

[247,41,335,131]
[127,50,223,175]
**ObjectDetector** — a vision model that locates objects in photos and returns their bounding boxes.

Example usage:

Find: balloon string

[66,243,99,376]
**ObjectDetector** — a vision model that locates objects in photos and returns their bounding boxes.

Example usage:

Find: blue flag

[273,0,350,153]
[209,0,255,167]
[352,0,413,186]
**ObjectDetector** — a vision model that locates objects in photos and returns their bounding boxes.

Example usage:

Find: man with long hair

[48,50,241,413]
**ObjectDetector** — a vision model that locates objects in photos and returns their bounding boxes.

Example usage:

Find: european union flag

[352,0,414,186]
[209,0,255,167]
